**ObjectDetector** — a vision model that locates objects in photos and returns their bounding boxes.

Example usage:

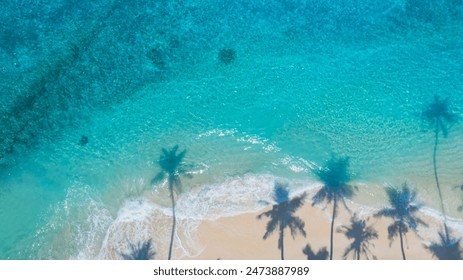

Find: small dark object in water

[146,48,166,68]
[218,48,236,64]
[79,135,89,146]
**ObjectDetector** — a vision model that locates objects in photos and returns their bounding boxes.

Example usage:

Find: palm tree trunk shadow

[152,145,192,260]
[422,95,458,237]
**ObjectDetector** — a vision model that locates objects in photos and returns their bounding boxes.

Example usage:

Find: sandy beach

[96,178,461,261]
[181,201,437,260]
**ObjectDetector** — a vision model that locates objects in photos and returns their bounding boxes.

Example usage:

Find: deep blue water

[1,0,463,259]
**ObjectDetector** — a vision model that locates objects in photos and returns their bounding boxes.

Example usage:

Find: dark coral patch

[146,48,166,68]
[218,48,236,65]
[79,135,89,146]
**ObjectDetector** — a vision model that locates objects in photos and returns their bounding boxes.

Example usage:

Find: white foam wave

[280,155,318,173]
[197,128,237,138]
[197,128,282,153]
[418,206,463,243]
[96,173,463,259]
[175,173,319,220]
[97,198,158,259]
[33,183,113,260]
[189,162,209,175]
[237,135,281,153]
[97,173,321,259]
[97,198,202,260]
[73,198,113,260]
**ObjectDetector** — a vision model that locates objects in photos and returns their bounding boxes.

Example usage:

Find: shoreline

[96,174,463,260]
[100,191,459,260]
[181,200,438,260]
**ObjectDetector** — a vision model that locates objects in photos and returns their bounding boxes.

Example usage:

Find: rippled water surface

[1,0,463,259]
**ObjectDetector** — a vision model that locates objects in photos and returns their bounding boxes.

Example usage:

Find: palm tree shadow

[426,226,462,260]
[375,182,427,260]
[421,95,458,138]
[257,182,306,260]
[312,155,357,260]
[302,244,329,260]
[421,95,458,228]
[151,145,193,188]
[120,239,156,260]
[337,215,378,260]
[151,145,192,260]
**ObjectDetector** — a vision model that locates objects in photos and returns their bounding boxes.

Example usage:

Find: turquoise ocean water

[1,0,463,259]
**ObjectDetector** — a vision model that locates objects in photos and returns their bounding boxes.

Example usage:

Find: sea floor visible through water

[1,0,463,259]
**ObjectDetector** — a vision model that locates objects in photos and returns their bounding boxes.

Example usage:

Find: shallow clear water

[1,0,463,259]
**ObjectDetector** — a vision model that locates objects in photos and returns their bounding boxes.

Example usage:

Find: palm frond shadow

[375,182,427,260]
[421,95,458,137]
[120,239,156,260]
[337,215,378,260]
[426,226,463,260]
[257,182,306,260]
[302,244,329,260]
[312,155,357,260]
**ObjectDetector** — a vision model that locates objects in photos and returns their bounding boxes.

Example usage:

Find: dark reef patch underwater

[0,0,463,259]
